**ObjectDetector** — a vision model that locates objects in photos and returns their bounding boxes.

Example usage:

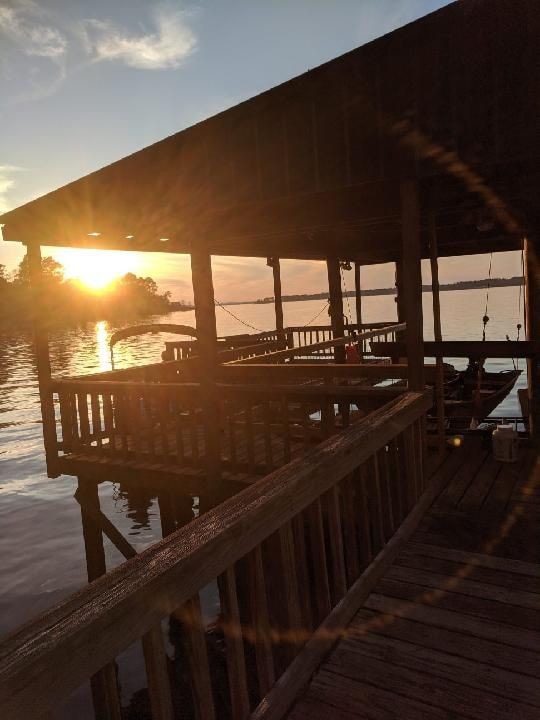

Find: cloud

[0,1,68,106]
[0,3,67,58]
[81,8,196,70]
[0,165,25,214]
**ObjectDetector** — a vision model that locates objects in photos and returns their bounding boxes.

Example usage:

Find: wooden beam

[269,257,285,341]
[354,262,363,327]
[190,248,222,502]
[26,243,59,478]
[218,363,439,382]
[525,236,540,442]
[400,181,424,390]
[74,488,137,560]
[370,340,539,359]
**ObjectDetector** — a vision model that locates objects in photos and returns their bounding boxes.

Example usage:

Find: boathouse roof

[1,0,539,262]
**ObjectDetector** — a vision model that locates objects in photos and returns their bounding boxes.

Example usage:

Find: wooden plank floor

[289,441,540,719]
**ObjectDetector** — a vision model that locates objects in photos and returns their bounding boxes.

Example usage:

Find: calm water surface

[0,286,525,639]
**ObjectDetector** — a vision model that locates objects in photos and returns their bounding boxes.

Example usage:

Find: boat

[442,365,521,427]
[366,339,521,428]
[109,323,198,368]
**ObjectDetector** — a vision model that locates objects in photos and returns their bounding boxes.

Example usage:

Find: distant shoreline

[224,276,523,306]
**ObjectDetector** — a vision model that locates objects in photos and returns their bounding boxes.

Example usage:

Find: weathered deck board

[288,443,540,719]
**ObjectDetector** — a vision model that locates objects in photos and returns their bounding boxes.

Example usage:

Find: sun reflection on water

[96,321,111,372]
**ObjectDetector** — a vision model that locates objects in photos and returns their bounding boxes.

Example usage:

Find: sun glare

[53,249,141,291]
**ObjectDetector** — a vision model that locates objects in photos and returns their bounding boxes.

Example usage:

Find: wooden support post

[26,242,59,478]
[525,236,540,443]
[394,260,406,346]
[354,262,365,356]
[78,477,122,720]
[395,260,406,324]
[327,258,346,363]
[354,262,363,329]
[78,478,107,582]
[190,248,222,504]
[158,492,177,538]
[429,214,446,455]
[400,181,424,391]
[269,257,285,341]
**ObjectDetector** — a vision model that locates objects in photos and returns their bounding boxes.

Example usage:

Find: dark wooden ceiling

[1,0,538,262]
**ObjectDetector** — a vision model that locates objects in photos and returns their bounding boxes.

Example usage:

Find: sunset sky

[0,0,522,302]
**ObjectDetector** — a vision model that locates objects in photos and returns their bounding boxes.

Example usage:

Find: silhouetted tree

[0,255,182,327]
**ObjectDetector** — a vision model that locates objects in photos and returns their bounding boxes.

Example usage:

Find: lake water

[0,286,526,711]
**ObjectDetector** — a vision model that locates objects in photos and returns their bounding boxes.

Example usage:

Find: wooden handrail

[371,339,540,359]
[59,357,188,383]
[227,323,407,365]
[0,391,430,720]
[50,379,402,399]
[51,379,202,393]
[58,339,283,384]
[284,321,396,332]
[218,362,439,382]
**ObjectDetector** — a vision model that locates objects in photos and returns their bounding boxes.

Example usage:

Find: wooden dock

[289,442,540,719]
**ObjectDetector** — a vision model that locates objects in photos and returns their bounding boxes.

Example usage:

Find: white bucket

[492,423,519,463]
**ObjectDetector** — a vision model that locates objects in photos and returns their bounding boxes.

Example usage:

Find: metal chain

[340,265,353,324]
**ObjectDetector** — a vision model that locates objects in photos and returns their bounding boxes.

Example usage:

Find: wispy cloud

[0,1,68,106]
[0,3,197,108]
[0,2,67,58]
[0,165,25,214]
[81,8,196,70]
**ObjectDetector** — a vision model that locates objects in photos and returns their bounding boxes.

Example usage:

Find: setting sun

[53,248,142,291]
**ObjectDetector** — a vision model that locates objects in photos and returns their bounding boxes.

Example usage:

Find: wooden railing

[164,332,282,361]
[63,340,285,386]
[163,323,401,362]
[0,391,431,720]
[228,323,407,365]
[51,378,404,478]
[285,321,398,356]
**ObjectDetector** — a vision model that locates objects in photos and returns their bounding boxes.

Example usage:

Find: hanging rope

[305,300,330,326]
[482,252,493,341]
[214,299,263,333]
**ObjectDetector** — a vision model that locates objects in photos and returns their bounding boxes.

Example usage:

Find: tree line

[0,254,180,327]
